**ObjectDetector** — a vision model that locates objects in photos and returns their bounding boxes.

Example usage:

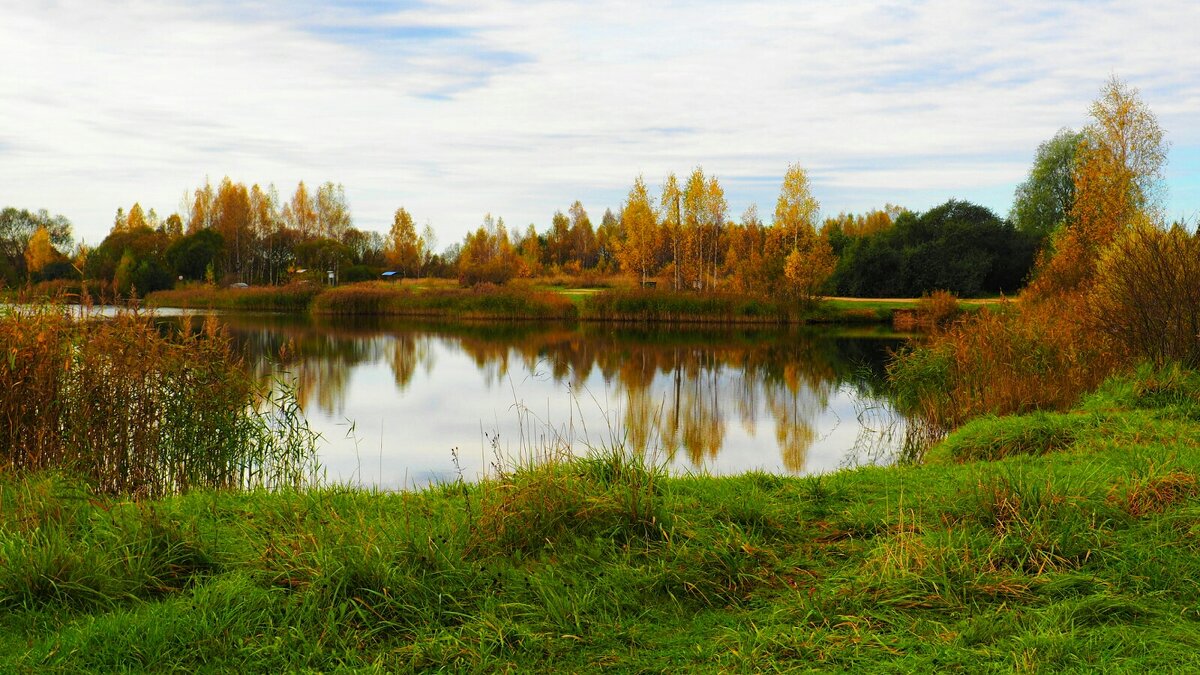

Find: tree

[214,178,252,280]
[704,174,728,290]
[419,224,438,277]
[680,168,709,290]
[387,207,419,276]
[774,163,820,251]
[188,179,215,234]
[285,181,318,236]
[616,176,659,284]
[23,226,56,276]
[163,213,184,239]
[1011,128,1083,244]
[315,182,352,241]
[0,207,72,283]
[1030,77,1168,299]
[547,210,571,267]
[764,163,822,295]
[660,173,683,289]
[127,203,147,231]
[568,201,597,269]
[596,208,622,271]
[166,229,225,281]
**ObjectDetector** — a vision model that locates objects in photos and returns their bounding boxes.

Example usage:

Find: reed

[145,283,320,312]
[0,301,317,496]
[580,288,795,323]
[889,294,1116,434]
[310,283,579,320]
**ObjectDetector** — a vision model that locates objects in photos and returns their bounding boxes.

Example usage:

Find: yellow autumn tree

[24,226,56,276]
[617,176,660,284]
[774,163,820,251]
[386,207,419,276]
[783,231,836,303]
[1029,76,1167,300]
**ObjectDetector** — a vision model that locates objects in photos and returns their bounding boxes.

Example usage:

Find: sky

[2,0,1199,248]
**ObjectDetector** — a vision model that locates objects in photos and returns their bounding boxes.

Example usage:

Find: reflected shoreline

[178,313,910,488]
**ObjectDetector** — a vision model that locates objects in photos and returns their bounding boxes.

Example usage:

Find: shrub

[917,290,961,330]
[889,296,1116,430]
[1089,222,1200,368]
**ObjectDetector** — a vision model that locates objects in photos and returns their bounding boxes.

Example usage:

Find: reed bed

[145,284,320,312]
[310,283,579,320]
[580,288,796,323]
[0,302,316,496]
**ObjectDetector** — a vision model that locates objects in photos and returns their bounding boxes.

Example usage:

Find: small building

[381,271,401,281]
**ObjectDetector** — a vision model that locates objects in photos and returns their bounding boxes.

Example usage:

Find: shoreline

[131,282,998,327]
[2,366,1197,671]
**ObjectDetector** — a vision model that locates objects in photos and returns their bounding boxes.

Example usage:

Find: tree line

[4,127,1105,300]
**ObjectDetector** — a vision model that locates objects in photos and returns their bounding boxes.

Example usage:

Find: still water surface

[207,313,909,488]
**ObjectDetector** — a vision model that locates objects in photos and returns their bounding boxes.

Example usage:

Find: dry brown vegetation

[890,77,1191,437]
[0,302,314,496]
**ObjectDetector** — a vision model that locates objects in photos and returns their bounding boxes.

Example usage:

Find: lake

[203,313,909,488]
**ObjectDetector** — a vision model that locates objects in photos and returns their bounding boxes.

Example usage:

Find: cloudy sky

[2,0,1198,247]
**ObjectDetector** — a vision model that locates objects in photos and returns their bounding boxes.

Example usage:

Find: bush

[1089,223,1200,368]
[889,296,1116,430]
[340,265,376,284]
[917,290,961,329]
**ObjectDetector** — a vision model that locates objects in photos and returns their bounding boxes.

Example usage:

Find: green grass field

[3,365,1200,672]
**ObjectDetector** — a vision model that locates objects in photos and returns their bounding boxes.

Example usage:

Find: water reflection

[209,314,907,488]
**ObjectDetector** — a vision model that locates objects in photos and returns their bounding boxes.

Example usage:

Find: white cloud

[1,0,1197,246]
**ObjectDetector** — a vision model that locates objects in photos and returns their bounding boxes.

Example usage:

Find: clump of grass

[467,444,670,557]
[0,302,317,496]
[1081,362,1200,419]
[933,412,1097,462]
[1109,469,1199,517]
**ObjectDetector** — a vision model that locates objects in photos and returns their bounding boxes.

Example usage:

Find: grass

[3,365,1200,671]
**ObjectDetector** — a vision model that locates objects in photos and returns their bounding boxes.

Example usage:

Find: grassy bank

[4,366,1200,671]
[145,281,952,325]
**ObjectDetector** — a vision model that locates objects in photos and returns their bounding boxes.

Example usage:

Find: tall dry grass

[310,283,579,320]
[889,294,1117,435]
[145,283,320,312]
[0,302,316,496]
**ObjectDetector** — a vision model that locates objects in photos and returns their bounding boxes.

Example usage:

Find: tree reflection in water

[200,314,907,480]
